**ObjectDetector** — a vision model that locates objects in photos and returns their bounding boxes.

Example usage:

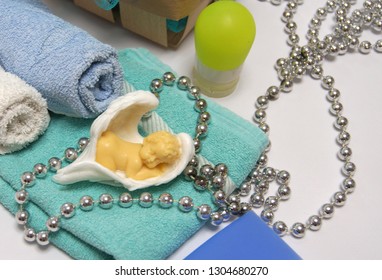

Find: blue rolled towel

[0,0,123,118]
[0,48,268,259]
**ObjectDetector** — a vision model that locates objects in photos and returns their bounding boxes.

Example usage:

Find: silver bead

[255,179,269,193]
[78,137,90,151]
[158,193,173,208]
[273,221,288,236]
[267,86,280,100]
[139,192,153,208]
[338,42,349,55]
[285,21,297,34]
[287,33,300,46]
[15,210,28,225]
[36,231,50,246]
[33,163,48,178]
[183,165,197,181]
[239,181,252,196]
[327,88,340,102]
[210,212,223,226]
[261,208,274,223]
[332,191,347,207]
[149,78,163,93]
[320,203,335,219]
[48,157,62,171]
[228,202,241,215]
[258,123,270,135]
[194,99,207,112]
[24,228,36,242]
[310,17,321,29]
[257,153,268,167]
[60,203,76,218]
[240,202,252,215]
[278,68,292,80]
[177,76,191,90]
[346,35,359,50]
[215,163,228,177]
[213,190,226,206]
[278,185,291,200]
[193,175,209,191]
[316,7,327,19]
[265,196,279,211]
[187,86,201,100]
[310,65,323,79]
[326,1,336,13]
[46,216,60,232]
[99,194,113,209]
[307,29,319,39]
[291,222,306,238]
[211,175,226,189]
[15,189,29,204]
[322,76,335,89]
[327,44,339,57]
[21,171,35,187]
[79,195,94,211]
[199,112,211,124]
[255,95,269,109]
[359,41,372,54]
[286,1,298,12]
[276,170,290,184]
[282,10,294,23]
[193,138,201,153]
[119,193,133,208]
[200,164,215,179]
[64,147,78,162]
[375,40,382,53]
[188,156,199,167]
[280,79,293,93]
[253,109,267,123]
[275,58,287,70]
[337,131,351,145]
[162,72,176,86]
[342,162,356,176]
[351,9,363,22]
[219,208,231,222]
[342,178,356,193]
[334,116,348,130]
[250,192,265,208]
[262,167,276,182]
[178,196,194,212]
[293,66,305,79]
[363,12,373,26]
[248,168,262,179]
[227,194,240,204]
[308,215,322,231]
[196,122,208,138]
[338,146,352,161]
[330,102,343,115]
[196,204,212,220]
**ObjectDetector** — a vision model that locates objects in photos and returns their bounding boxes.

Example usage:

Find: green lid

[194,1,256,71]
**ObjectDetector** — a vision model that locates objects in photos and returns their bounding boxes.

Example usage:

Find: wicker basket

[73,0,212,48]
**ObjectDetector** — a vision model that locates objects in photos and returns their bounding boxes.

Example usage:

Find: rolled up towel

[0,0,123,118]
[0,66,50,155]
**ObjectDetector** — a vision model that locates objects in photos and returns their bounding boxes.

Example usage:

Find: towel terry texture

[0,48,268,260]
[0,66,50,154]
[0,0,123,118]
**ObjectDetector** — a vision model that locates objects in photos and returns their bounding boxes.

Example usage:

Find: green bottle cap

[194,1,256,71]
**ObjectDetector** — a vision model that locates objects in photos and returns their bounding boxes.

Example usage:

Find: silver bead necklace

[245,0,382,238]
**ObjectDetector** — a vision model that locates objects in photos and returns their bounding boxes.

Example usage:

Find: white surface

[1,0,382,260]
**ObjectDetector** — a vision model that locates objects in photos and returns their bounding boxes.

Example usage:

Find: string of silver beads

[246,0,382,237]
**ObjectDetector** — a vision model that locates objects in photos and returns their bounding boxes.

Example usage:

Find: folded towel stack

[0,66,50,155]
[0,48,268,259]
[0,0,123,118]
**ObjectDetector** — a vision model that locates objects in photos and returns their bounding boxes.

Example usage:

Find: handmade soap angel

[53,91,194,191]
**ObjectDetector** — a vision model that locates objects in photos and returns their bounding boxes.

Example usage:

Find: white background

[1,0,381,260]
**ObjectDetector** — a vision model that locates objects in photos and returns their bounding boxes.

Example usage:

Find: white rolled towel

[0,66,50,154]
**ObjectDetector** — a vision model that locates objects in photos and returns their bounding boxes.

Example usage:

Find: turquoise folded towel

[0,48,268,259]
[0,0,123,118]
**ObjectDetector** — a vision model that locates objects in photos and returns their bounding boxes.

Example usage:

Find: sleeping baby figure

[95,130,181,180]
